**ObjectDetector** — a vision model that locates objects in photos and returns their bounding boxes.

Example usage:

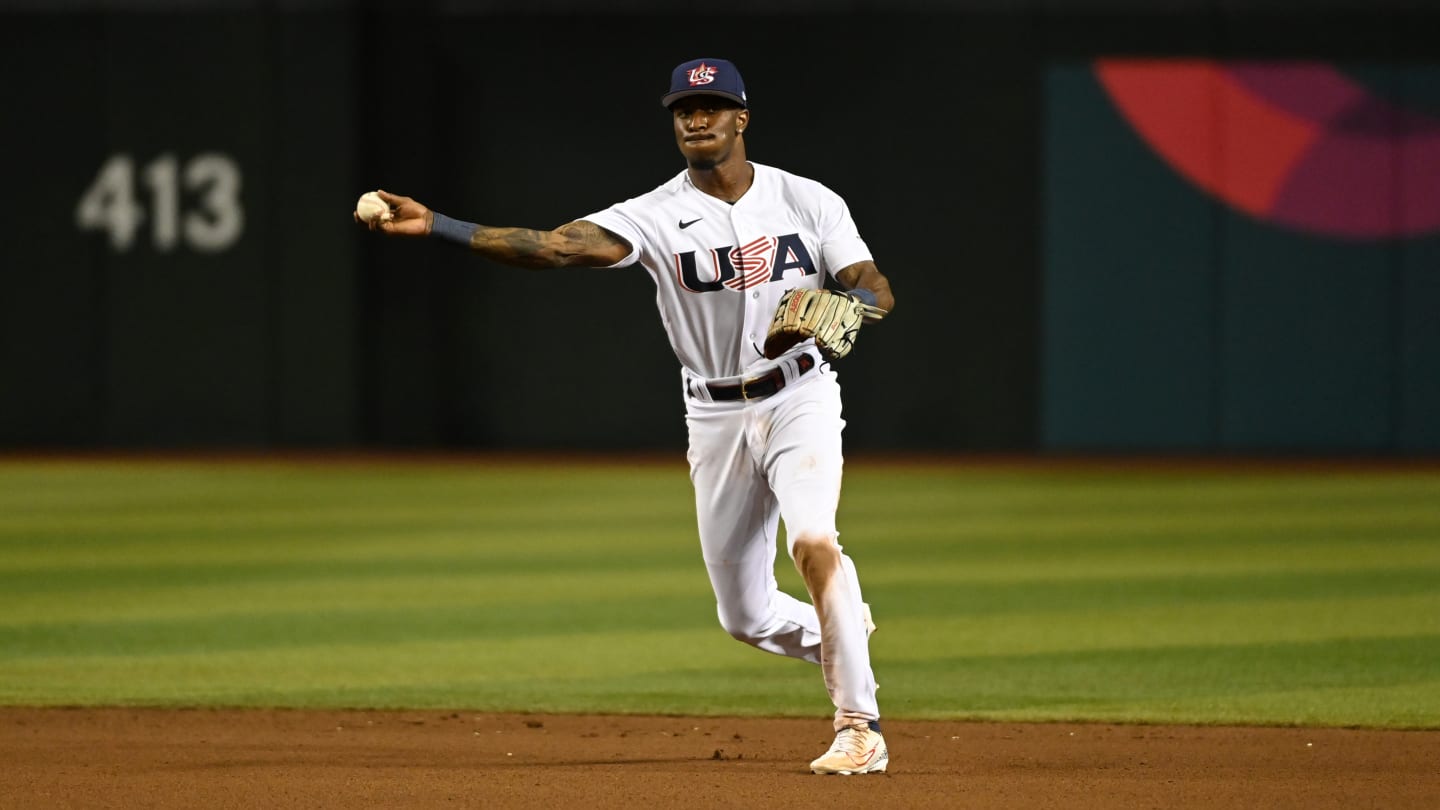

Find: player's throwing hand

[354,190,433,237]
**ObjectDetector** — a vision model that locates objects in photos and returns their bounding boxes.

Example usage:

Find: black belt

[702,353,816,402]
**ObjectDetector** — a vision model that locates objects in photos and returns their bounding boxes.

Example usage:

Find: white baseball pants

[683,361,880,731]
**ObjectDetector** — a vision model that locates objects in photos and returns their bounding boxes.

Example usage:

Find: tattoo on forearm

[469,227,553,268]
[467,220,621,269]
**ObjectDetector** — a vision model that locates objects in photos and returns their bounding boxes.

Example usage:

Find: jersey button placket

[731,208,765,367]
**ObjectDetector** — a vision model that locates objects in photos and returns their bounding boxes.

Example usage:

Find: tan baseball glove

[763,288,887,361]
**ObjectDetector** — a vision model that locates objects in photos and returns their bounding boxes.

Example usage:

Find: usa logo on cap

[688,63,718,87]
[662,58,748,108]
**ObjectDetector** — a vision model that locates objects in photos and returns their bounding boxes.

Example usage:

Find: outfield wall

[2,3,1437,452]
[1044,61,1440,453]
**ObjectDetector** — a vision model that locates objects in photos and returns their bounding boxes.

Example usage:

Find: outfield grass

[1,457,1437,728]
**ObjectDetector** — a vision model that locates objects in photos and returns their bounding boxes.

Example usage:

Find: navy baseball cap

[662,58,748,109]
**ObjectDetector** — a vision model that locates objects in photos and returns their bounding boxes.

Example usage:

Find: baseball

[355,191,391,223]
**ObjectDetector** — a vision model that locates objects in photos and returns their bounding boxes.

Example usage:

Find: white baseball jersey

[582,162,872,381]
[586,160,882,733]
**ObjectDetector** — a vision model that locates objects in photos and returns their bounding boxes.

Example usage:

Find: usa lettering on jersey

[579,163,871,378]
[674,233,817,292]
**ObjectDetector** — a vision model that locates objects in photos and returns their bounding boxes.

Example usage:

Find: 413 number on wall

[76,153,244,253]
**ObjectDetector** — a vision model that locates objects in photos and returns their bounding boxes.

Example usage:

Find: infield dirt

[2,709,1436,809]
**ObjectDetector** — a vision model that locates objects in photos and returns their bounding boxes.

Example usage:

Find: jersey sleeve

[817,188,873,278]
[579,200,644,269]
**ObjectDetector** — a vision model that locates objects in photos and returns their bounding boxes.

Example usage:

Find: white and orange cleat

[810,721,889,775]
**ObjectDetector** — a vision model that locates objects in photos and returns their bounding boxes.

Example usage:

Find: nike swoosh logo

[678,217,703,229]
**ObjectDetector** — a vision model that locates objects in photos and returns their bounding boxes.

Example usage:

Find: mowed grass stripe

[860,567,1440,615]
[0,629,751,708]
[876,633,1440,727]
[10,546,1434,624]
[875,593,1440,656]
[7,569,1435,658]
[0,594,718,658]
[861,539,1440,582]
[0,569,711,624]
[0,458,1437,727]
[0,545,699,596]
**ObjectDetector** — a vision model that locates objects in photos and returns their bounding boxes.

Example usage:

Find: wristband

[430,211,478,246]
[848,287,879,308]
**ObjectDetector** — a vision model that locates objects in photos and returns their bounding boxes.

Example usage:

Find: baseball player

[357,57,895,775]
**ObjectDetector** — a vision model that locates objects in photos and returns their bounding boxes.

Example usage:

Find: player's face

[672,96,748,169]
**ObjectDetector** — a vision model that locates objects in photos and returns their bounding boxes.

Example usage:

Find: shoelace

[829,726,870,759]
